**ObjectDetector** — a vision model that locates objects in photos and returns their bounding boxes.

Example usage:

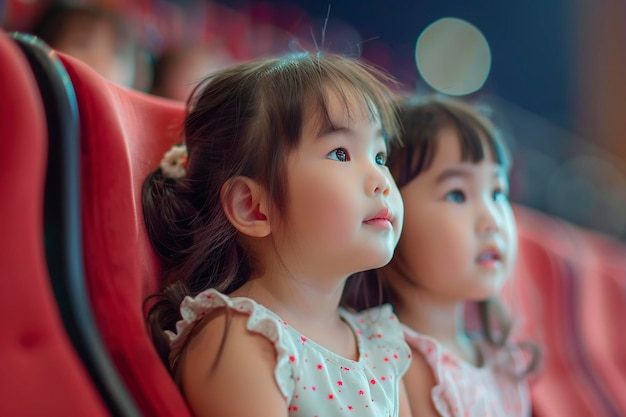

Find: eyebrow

[435,168,470,184]
[435,165,505,184]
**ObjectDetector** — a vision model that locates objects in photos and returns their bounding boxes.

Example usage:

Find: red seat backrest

[57,53,192,416]
[0,32,110,417]
[511,205,626,417]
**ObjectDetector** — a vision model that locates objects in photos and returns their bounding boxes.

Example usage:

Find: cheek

[504,208,517,240]
[399,207,470,272]
[398,206,432,259]
[388,185,404,238]
[287,172,356,238]
[498,204,517,241]
[503,210,518,267]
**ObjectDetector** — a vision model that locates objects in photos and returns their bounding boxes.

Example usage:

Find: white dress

[168,289,412,416]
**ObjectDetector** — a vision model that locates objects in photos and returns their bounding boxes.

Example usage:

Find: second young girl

[347,96,537,417]
[143,53,413,417]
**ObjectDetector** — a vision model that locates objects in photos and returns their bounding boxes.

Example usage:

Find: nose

[476,198,501,235]
[367,166,391,197]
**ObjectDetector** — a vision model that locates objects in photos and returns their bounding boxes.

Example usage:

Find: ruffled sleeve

[342,304,412,378]
[402,325,530,417]
[402,327,456,417]
[166,289,296,401]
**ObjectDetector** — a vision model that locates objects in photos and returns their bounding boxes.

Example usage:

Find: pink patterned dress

[168,289,412,417]
[402,324,531,417]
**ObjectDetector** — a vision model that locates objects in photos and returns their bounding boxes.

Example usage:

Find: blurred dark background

[4,0,626,240]
[220,0,575,131]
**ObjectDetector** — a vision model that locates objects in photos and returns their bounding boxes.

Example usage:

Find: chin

[472,283,505,300]
[468,292,499,302]
[360,250,394,271]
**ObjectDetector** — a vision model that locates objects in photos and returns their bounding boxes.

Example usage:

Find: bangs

[391,99,510,188]
[449,109,510,169]
[258,53,399,149]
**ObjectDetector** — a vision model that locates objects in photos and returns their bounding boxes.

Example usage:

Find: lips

[476,246,503,265]
[364,207,393,228]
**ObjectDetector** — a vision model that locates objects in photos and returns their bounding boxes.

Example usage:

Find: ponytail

[142,170,195,269]
[142,168,247,369]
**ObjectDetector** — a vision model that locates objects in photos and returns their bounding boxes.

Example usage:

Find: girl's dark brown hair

[142,52,401,372]
[343,95,539,377]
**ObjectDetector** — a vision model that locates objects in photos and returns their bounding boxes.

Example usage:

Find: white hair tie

[160,144,188,179]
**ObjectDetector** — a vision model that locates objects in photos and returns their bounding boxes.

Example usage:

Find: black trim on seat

[11,32,142,417]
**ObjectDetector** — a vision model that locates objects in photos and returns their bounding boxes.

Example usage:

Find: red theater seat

[0,31,109,417]
[56,53,191,416]
[511,205,626,417]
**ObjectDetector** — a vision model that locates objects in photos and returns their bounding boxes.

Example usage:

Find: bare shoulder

[403,347,441,417]
[179,308,287,417]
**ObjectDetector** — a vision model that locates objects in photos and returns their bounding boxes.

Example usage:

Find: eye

[375,152,387,166]
[328,148,349,162]
[493,188,509,202]
[445,189,466,203]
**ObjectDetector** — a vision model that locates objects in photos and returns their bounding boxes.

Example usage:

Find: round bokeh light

[415,17,491,96]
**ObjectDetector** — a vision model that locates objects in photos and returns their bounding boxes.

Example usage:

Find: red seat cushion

[57,53,191,416]
[0,32,109,416]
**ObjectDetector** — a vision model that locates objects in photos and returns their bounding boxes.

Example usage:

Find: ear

[220,176,271,238]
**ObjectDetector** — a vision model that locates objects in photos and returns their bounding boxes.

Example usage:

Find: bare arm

[179,309,288,417]
[403,348,441,417]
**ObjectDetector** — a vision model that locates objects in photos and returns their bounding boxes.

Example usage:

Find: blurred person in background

[149,40,235,102]
[31,3,139,89]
